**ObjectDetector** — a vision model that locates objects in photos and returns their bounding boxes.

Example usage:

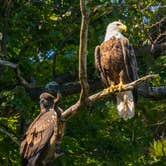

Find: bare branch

[62,75,157,119]
[16,67,33,88]
[88,4,112,23]
[139,84,166,99]
[79,0,89,101]
[147,17,166,28]
[0,59,17,68]
[134,42,166,56]
[151,32,166,51]
[0,60,33,88]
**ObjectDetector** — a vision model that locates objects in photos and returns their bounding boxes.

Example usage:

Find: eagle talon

[104,84,117,93]
[111,84,116,92]
[118,81,124,91]
[104,88,110,93]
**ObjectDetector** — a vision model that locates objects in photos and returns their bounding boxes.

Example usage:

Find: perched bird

[20,92,64,166]
[95,21,138,120]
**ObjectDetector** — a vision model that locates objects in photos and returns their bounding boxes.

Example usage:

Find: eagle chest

[101,41,124,67]
[100,41,125,84]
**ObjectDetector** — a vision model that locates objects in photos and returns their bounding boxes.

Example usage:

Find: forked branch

[62,74,157,119]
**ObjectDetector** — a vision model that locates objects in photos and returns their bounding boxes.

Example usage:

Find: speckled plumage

[20,93,64,166]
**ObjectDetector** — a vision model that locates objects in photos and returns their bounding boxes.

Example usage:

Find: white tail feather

[116,90,135,120]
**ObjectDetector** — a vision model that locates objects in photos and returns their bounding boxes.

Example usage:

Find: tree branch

[0,59,165,101]
[79,0,89,101]
[134,42,166,56]
[0,60,32,88]
[62,75,157,119]
[138,84,166,99]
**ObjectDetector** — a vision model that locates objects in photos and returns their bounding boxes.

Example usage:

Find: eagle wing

[95,45,109,86]
[121,38,138,82]
[20,111,57,159]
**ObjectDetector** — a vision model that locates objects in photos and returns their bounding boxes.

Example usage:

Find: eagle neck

[40,105,54,113]
[104,30,124,41]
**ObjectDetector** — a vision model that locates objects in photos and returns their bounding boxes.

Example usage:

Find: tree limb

[62,74,157,119]
[138,84,166,99]
[134,42,166,56]
[79,0,89,101]
[0,60,165,100]
[0,60,32,88]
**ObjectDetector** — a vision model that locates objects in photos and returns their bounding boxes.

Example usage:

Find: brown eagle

[20,92,64,166]
[95,21,138,120]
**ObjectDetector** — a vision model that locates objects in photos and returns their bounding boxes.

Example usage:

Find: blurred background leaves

[0,0,165,165]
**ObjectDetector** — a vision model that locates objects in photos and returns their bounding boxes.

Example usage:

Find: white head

[104,21,127,41]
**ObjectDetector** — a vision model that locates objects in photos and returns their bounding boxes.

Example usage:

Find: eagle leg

[117,80,124,91]
[110,82,117,91]
[104,81,116,93]
[115,71,125,91]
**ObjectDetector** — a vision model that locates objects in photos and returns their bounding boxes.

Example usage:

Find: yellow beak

[120,24,127,32]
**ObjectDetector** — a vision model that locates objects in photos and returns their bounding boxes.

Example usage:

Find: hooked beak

[120,24,127,32]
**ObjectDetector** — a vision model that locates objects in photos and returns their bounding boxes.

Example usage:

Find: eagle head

[40,92,55,111]
[106,21,127,32]
[104,21,127,41]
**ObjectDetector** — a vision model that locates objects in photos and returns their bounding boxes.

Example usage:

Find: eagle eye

[116,23,121,26]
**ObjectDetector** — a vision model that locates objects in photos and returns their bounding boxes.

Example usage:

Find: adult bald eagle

[20,92,64,166]
[95,21,138,120]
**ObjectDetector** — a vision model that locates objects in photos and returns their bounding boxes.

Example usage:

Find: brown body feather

[20,93,64,166]
[20,109,58,160]
[95,37,138,120]
[95,37,138,86]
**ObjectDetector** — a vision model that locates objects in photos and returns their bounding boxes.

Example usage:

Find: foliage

[0,0,165,165]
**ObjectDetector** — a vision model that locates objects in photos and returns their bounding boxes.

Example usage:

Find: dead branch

[0,60,32,88]
[0,59,17,68]
[62,0,90,121]
[146,17,166,28]
[79,0,89,101]
[62,74,157,119]
[139,84,166,99]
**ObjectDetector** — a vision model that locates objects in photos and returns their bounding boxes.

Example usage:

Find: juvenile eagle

[95,21,138,120]
[20,92,64,166]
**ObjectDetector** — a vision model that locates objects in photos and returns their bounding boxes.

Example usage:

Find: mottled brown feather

[20,109,58,159]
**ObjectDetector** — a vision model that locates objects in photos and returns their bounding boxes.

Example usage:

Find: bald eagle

[95,21,138,120]
[20,92,64,166]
